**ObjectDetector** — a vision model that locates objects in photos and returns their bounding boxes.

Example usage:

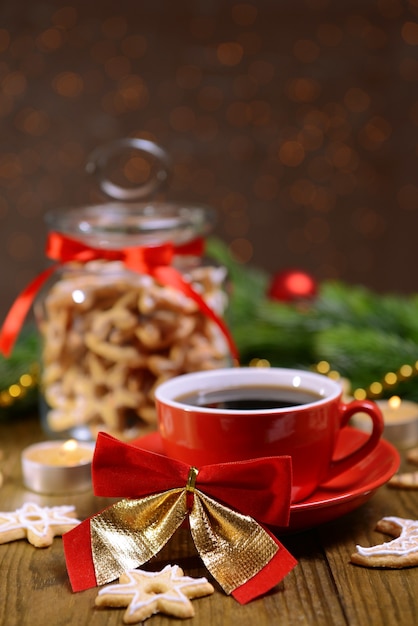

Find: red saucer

[131,427,400,532]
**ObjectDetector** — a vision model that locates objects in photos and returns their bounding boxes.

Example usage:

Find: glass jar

[34,201,234,441]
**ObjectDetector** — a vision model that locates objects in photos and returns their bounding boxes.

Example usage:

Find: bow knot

[0,231,238,359]
[63,433,297,605]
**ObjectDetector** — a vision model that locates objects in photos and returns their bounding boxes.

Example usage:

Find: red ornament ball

[268,269,318,302]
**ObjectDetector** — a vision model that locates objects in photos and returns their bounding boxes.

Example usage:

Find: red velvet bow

[63,432,297,604]
[0,231,238,360]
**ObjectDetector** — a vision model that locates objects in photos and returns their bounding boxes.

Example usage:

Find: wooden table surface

[1,413,418,626]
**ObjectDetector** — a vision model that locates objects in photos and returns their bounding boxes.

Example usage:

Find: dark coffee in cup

[175,385,322,410]
[155,367,384,503]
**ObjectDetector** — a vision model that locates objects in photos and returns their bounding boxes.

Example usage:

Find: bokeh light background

[1,0,418,320]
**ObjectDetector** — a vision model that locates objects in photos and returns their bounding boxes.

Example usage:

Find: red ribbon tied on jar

[0,231,238,360]
[63,432,297,604]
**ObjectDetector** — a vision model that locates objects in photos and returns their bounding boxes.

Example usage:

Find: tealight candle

[22,440,95,494]
[352,395,418,448]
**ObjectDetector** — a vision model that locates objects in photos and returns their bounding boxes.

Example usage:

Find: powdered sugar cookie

[407,447,418,464]
[0,502,80,547]
[95,564,214,624]
[351,516,418,568]
[388,471,418,489]
[388,447,418,489]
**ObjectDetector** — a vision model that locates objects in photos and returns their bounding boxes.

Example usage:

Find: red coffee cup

[155,367,384,503]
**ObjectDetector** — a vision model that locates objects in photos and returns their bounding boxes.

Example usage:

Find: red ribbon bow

[63,432,297,604]
[0,231,238,360]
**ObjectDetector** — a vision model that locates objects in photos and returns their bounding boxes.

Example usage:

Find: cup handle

[325,399,384,482]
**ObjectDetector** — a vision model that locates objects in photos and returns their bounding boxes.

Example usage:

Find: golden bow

[90,467,279,595]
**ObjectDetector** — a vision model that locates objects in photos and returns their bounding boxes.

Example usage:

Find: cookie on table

[351,516,418,568]
[95,564,214,624]
[0,502,80,548]
[388,446,418,489]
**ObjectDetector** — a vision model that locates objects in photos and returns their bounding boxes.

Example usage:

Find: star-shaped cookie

[0,502,80,547]
[95,564,215,624]
[351,516,418,568]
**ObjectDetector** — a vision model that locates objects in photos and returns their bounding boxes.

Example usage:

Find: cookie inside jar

[35,202,233,441]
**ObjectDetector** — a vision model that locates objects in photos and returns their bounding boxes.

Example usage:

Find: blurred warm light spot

[358,116,392,149]
[123,156,151,184]
[250,100,271,126]
[226,101,251,126]
[14,107,49,135]
[385,372,398,386]
[293,39,320,63]
[52,6,77,28]
[0,29,11,53]
[289,179,315,206]
[253,174,279,201]
[101,16,128,39]
[0,154,21,179]
[221,191,248,213]
[298,125,324,150]
[36,28,63,52]
[117,76,149,110]
[228,135,255,161]
[229,238,253,263]
[316,23,343,46]
[399,57,418,81]
[2,71,27,97]
[52,71,84,97]
[285,77,321,102]
[327,142,358,171]
[104,56,131,80]
[397,184,418,210]
[307,156,333,182]
[248,60,275,85]
[7,232,34,261]
[169,105,196,131]
[121,34,147,59]
[233,74,258,99]
[311,187,336,212]
[317,360,331,374]
[304,217,330,244]
[176,65,202,89]
[224,210,250,237]
[231,3,258,26]
[197,85,223,111]
[402,21,418,44]
[354,388,367,400]
[217,42,244,66]
[302,107,329,130]
[16,191,42,218]
[352,208,386,238]
[369,382,383,395]
[344,87,371,112]
[279,141,305,166]
[400,364,413,377]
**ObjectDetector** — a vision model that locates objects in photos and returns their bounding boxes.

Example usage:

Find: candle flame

[62,439,78,452]
[388,395,401,410]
